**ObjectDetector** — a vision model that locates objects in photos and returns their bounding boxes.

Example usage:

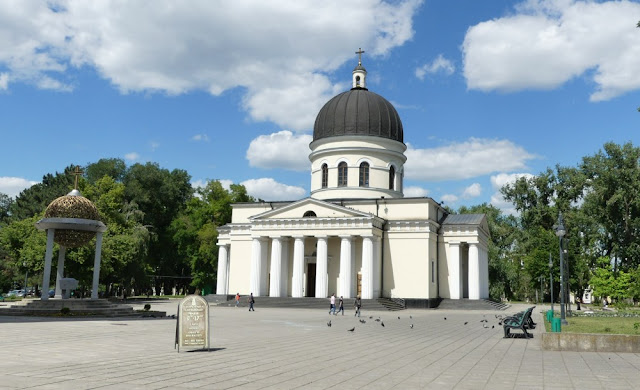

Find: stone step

[206,296,395,311]
[436,298,510,311]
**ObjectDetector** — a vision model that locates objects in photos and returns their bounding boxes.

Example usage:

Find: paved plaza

[1,301,639,389]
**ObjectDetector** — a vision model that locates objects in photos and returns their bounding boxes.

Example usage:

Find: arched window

[338,162,348,187]
[389,165,395,190]
[321,163,328,188]
[359,162,369,187]
[303,211,317,218]
[355,75,361,87]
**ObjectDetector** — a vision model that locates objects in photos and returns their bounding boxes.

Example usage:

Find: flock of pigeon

[327,313,509,333]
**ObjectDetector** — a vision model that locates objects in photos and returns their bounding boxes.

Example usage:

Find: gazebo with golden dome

[35,168,107,300]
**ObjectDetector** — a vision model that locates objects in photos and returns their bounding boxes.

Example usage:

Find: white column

[374,236,382,298]
[468,243,480,299]
[54,246,66,298]
[449,243,461,299]
[339,236,353,298]
[482,246,489,299]
[216,244,229,295]
[250,237,265,296]
[269,237,283,297]
[41,229,55,301]
[281,238,289,296]
[351,238,357,297]
[91,232,104,300]
[361,236,374,299]
[315,236,328,298]
[292,236,305,297]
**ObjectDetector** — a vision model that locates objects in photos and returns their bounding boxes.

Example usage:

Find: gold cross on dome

[355,48,365,65]
[72,166,84,189]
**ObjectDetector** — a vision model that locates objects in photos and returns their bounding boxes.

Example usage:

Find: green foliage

[60,307,71,315]
[0,193,13,225]
[85,158,126,184]
[144,303,151,311]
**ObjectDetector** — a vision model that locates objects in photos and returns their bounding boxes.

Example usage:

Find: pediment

[250,198,372,220]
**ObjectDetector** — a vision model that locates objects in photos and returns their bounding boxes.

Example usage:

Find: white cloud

[415,54,455,80]
[403,186,429,197]
[440,194,458,204]
[246,131,313,171]
[462,183,482,199]
[0,177,38,198]
[0,0,421,131]
[124,152,140,161]
[191,134,209,142]
[0,73,8,90]
[489,172,535,215]
[463,0,640,101]
[241,178,306,201]
[404,138,537,181]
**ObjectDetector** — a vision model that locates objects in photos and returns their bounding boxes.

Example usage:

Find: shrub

[60,307,71,315]
[144,304,151,311]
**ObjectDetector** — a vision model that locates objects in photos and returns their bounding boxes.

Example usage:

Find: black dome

[313,88,403,143]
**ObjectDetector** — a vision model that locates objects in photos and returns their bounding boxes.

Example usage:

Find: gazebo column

[41,229,55,301]
[292,236,305,298]
[468,243,480,300]
[449,243,462,299]
[216,244,229,295]
[361,236,374,299]
[339,235,353,298]
[315,236,328,298]
[54,246,66,298]
[269,237,283,297]
[91,232,104,299]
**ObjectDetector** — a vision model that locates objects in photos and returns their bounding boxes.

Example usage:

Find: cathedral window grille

[303,211,317,218]
[338,162,348,187]
[321,163,328,188]
[389,166,395,190]
[359,162,369,187]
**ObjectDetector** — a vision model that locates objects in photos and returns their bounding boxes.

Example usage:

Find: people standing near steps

[354,296,362,317]
[329,293,336,315]
[235,292,240,307]
[248,293,255,311]
[336,296,344,315]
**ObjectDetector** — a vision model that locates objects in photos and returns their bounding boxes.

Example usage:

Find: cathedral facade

[216,54,490,306]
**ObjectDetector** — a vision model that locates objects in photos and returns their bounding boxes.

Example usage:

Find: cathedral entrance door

[306,263,316,297]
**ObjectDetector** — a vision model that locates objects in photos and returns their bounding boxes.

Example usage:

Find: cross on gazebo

[72,166,84,189]
[356,48,365,65]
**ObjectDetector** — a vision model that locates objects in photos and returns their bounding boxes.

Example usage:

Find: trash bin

[546,310,554,323]
[551,318,562,332]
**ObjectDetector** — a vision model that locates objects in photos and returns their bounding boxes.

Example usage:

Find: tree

[9,165,79,220]
[0,192,13,225]
[85,158,126,184]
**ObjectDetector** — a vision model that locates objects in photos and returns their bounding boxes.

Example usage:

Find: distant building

[216,53,489,306]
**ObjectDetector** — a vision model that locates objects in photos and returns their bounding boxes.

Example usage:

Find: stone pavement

[0,301,639,389]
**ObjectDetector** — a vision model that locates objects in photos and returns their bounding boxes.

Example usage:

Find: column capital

[315,235,328,240]
[251,236,269,242]
[338,235,353,240]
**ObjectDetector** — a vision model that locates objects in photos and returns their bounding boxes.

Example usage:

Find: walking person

[235,292,240,307]
[248,293,255,311]
[336,296,344,315]
[329,293,336,315]
[354,296,362,317]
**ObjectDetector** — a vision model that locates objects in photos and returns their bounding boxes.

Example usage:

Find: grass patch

[545,316,640,335]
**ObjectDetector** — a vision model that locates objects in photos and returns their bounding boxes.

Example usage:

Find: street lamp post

[23,261,28,299]
[554,213,568,325]
[539,275,545,304]
[549,253,554,313]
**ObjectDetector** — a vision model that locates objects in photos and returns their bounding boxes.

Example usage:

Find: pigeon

[375,318,381,322]
[359,319,366,324]
[327,320,331,327]
[410,315,412,319]
[444,317,447,320]
[492,326,495,329]
[347,327,355,332]
[410,324,414,329]
[381,322,385,327]
[369,316,373,319]
[483,324,488,328]
[398,316,400,320]
[464,322,468,325]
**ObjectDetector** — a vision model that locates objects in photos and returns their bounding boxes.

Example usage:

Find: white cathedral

[215,53,490,307]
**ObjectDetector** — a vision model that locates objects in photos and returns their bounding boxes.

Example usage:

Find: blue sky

[1,0,639,213]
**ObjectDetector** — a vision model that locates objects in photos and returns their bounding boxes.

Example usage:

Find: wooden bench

[503,306,535,338]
